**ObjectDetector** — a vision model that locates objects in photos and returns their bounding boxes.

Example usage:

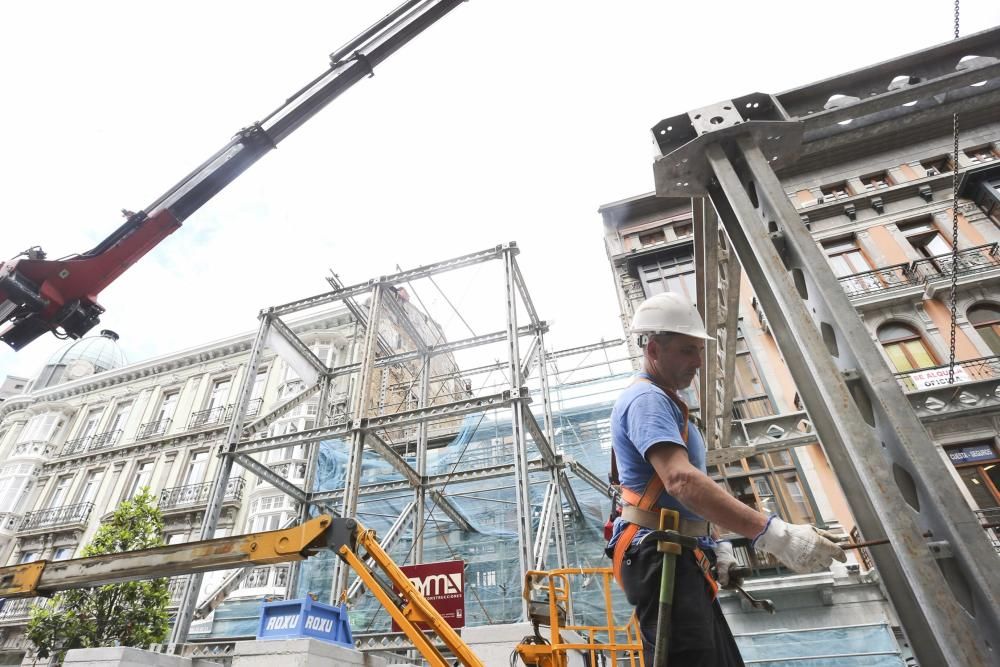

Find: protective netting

[734,623,905,665]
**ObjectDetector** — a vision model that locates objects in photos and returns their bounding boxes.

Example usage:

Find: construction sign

[392,559,465,630]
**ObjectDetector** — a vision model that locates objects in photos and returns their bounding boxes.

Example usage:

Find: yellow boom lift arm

[0,515,483,667]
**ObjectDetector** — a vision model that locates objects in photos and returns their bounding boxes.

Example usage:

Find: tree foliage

[27,489,171,659]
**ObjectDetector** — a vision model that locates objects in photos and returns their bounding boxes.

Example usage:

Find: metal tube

[705,137,995,666]
[168,314,272,648]
[503,246,534,618]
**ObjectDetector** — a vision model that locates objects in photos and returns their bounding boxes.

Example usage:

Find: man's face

[647,333,705,390]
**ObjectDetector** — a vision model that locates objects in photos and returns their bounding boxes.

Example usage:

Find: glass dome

[34,330,127,389]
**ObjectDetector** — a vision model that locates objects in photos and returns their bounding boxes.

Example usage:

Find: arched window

[877,323,937,372]
[968,303,1000,356]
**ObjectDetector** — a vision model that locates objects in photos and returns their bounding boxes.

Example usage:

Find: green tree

[27,489,171,660]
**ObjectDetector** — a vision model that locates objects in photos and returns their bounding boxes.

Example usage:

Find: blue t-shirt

[610,374,707,523]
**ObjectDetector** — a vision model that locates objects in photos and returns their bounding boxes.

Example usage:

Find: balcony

[247,398,263,417]
[158,477,245,512]
[168,575,190,605]
[0,512,21,533]
[839,243,1000,303]
[976,508,1000,554]
[61,429,122,456]
[909,242,1000,289]
[137,417,172,440]
[895,355,1000,393]
[0,597,43,624]
[88,429,122,452]
[11,439,57,458]
[18,502,93,534]
[188,404,233,429]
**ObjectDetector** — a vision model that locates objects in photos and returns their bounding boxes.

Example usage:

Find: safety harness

[609,377,719,599]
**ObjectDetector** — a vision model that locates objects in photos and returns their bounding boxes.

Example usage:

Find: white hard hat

[630,292,713,340]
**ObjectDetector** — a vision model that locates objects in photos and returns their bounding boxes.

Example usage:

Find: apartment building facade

[0,289,466,659]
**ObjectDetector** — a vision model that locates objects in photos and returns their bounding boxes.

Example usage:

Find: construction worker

[608,292,846,666]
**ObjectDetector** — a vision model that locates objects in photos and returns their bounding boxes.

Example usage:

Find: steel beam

[242,380,323,437]
[365,431,422,487]
[268,315,329,378]
[309,458,551,501]
[169,315,272,647]
[413,355,432,562]
[503,247,535,609]
[511,255,541,328]
[232,453,309,505]
[536,329,571,563]
[233,422,352,455]
[333,282,385,599]
[521,404,557,467]
[271,245,505,316]
[428,490,475,532]
[329,324,543,376]
[696,134,998,665]
[532,482,559,570]
[361,389,518,431]
[345,501,415,601]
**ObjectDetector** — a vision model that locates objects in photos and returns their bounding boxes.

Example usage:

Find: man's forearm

[669,469,768,539]
[648,445,768,539]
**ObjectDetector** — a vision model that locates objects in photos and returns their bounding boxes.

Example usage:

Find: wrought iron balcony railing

[61,435,91,456]
[62,429,122,456]
[894,355,1000,392]
[137,418,172,440]
[0,597,42,623]
[907,242,1000,284]
[158,477,245,511]
[837,263,917,299]
[18,502,94,533]
[975,508,1000,554]
[246,398,263,417]
[188,404,232,429]
[839,243,1000,300]
[88,429,122,452]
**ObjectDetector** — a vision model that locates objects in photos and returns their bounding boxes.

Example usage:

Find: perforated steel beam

[683,132,999,666]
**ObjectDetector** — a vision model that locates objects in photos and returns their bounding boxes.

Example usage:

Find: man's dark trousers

[621,538,744,666]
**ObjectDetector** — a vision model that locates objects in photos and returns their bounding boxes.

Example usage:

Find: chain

[948,0,960,383]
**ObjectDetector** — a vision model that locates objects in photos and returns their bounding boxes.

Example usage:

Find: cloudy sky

[2,1,998,381]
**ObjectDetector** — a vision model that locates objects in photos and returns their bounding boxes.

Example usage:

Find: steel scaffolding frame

[652,26,1000,666]
[169,242,573,644]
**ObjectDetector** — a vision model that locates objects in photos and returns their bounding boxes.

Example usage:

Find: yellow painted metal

[657,509,682,555]
[0,515,335,598]
[518,567,644,667]
[0,561,46,599]
[342,522,485,667]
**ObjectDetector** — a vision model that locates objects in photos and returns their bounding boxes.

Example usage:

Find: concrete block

[233,638,386,667]
[58,646,214,667]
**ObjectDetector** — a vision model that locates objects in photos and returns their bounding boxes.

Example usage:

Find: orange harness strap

[611,377,718,599]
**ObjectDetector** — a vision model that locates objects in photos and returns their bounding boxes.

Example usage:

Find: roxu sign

[257,597,353,647]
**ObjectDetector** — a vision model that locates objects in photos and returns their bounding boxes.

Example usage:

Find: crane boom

[0,0,466,351]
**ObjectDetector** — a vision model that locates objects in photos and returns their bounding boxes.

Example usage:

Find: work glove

[714,541,738,588]
[752,516,846,573]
